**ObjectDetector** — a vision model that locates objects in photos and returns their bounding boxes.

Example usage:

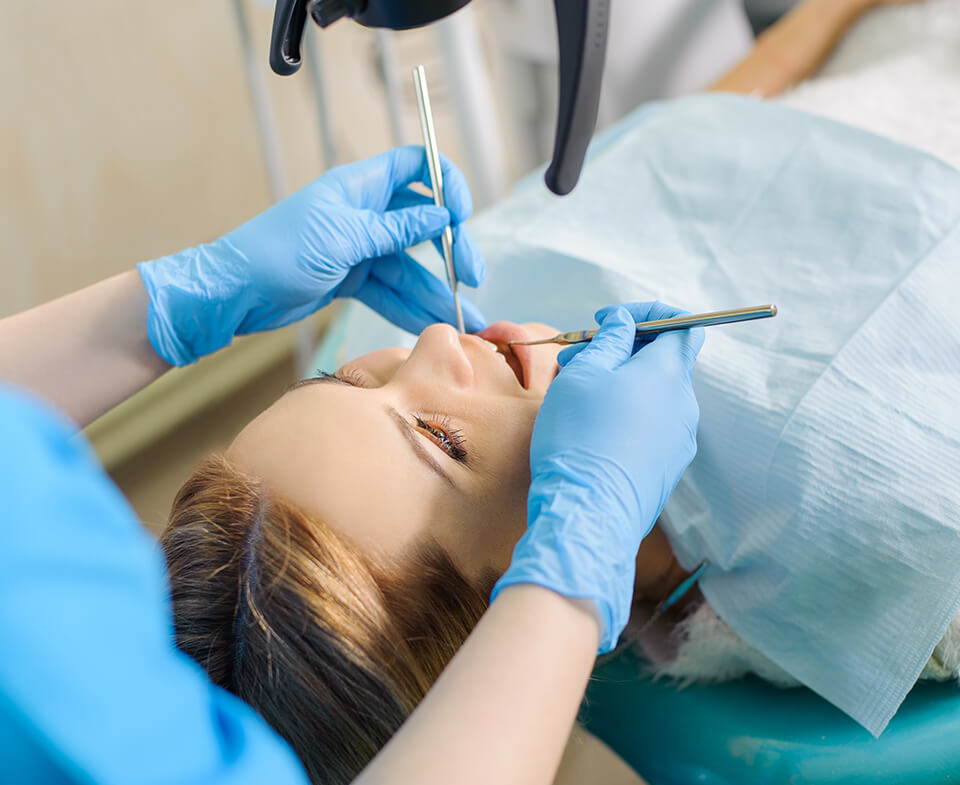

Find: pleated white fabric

[317,94,960,736]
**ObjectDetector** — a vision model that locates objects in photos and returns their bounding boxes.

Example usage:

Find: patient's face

[228,320,679,595]
[228,322,562,580]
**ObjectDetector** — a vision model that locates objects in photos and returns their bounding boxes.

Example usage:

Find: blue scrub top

[0,385,309,784]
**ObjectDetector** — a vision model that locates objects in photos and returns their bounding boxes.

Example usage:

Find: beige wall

[0,1,466,317]
[0,1,475,520]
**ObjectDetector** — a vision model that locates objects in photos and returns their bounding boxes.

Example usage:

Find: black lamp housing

[269,0,610,195]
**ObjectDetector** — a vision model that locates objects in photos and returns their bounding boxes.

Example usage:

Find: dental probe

[508,305,778,346]
[412,64,466,334]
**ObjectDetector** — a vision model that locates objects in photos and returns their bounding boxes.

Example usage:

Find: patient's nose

[401,323,474,388]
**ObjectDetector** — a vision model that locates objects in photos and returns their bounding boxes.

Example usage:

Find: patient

[163,1,947,780]
[163,312,960,784]
[163,320,693,785]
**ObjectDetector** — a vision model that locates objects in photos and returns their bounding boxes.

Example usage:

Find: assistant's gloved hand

[138,146,485,366]
[493,302,705,653]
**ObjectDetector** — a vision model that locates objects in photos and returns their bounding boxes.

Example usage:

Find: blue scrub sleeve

[0,386,308,785]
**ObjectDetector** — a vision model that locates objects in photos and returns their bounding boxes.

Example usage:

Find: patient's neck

[631,524,693,616]
[621,524,697,661]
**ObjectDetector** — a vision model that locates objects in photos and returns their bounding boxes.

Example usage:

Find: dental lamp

[268,0,610,195]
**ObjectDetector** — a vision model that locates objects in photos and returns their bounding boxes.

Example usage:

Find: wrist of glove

[494,451,647,653]
[138,236,319,367]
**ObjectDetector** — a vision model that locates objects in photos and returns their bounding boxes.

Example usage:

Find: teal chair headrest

[583,650,960,785]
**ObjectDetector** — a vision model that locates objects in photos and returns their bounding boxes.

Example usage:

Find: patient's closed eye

[331,369,372,388]
[414,414,468,463]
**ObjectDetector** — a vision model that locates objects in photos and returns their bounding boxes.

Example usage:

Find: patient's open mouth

[476,322,533,388]
[497,345,525,387]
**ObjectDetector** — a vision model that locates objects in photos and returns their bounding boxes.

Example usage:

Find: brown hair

[161,455,496,785]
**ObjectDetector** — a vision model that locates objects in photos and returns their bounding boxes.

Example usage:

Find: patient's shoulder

[628,601,800,687]
[630,601,960,690]
[923,611,960,681]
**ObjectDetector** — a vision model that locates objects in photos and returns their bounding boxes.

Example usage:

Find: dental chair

[584,650,960,785]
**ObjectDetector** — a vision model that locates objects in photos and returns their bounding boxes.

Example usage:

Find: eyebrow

[385,405,458,490]
[286,374,458,490]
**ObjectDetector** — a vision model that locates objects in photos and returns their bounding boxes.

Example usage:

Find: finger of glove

[626,324,705,377]
[334,259,371,299]
[236,298,327,335]
[557,342,587,367]
[557,304,667,367]
[594,300,688,325]
[422,223,485,288]
[354,277,486,334]
[447,224,485,287]
[378,146,474,223]
[385,187,431,213]
[562,305,636,372]
[352,282,435,334]
[436,152,474,223]
[356,254,486,332]
[366,205,451,260]
[595,300,700,358]
[385,190,484,288]
[558,331,653,366]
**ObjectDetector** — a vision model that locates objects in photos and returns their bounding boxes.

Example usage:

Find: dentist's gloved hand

[138,146,485,366]
[493,302,704,653]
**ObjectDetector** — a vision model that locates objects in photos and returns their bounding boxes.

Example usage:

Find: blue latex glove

[492,302,705,653]
[138,146,485,366]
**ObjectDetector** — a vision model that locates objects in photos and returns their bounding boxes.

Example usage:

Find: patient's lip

[475,322,532,388]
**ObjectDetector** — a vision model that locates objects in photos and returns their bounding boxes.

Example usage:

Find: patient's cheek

[456,404,538,573]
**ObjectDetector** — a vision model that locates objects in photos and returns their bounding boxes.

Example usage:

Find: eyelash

[316,371,469,464]
[319,369,368,388]
[413,413,468,463]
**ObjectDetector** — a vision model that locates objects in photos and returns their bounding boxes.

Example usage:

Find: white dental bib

[315,95,960,736]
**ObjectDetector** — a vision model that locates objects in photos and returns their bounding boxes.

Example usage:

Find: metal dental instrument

[507,305,778,346]
[412,64,466,334]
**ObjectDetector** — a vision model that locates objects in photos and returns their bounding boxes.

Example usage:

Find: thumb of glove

[558,305,636,370]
